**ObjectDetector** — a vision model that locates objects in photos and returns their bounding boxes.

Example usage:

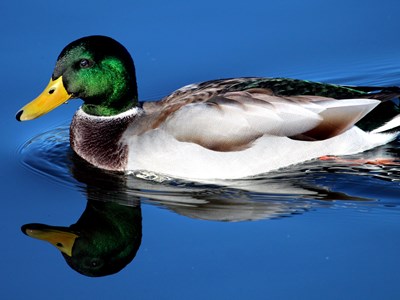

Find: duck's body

[17,36,400,180]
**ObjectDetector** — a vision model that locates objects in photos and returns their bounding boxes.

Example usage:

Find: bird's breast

[70,108,138,171]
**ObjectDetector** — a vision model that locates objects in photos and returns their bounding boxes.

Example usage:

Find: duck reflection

[22,155,142,277]
[22,201,141,277]
[21,137,386,277]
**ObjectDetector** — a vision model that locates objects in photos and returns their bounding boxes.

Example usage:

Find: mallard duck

[16,35,400,180]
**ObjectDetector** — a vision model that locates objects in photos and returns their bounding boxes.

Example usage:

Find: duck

[16,35,400,180]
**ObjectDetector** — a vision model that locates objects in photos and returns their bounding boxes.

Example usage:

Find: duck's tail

[350,85,400,132]
[365,86,400,134]
[371,114,400,133]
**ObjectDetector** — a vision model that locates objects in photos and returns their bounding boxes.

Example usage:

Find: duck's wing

[160,77,369,103]
[158,88,379,151]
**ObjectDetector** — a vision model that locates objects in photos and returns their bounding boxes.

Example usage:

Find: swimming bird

[16,35,400,180]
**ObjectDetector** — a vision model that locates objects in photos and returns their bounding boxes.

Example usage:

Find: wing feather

[148,88,380,151]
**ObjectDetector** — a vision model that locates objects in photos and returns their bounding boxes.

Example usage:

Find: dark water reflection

[22,201,142,277]
[18,126,400,276]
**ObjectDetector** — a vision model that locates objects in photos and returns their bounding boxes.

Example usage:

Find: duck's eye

[91,260,98,267]
[79,59,92,69]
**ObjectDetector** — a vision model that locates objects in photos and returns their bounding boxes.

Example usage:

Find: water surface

[2,0,400,299]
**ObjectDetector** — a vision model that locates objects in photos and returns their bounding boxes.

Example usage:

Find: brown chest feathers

[70,109,137,171]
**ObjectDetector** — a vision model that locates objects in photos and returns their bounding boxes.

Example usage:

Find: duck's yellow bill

[16,76,71,121]
[24,227,79,257]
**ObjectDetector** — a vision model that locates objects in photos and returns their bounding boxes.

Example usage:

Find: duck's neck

[70,107,141,171]
[82,102,135,117]
[81,92,138,117]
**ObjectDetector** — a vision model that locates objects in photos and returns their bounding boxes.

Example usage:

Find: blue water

[2,0,400,299]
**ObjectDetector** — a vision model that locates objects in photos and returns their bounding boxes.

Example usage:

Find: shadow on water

[19,126,400,276]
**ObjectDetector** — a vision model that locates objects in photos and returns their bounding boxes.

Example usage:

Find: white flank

[125,127,398,180]
[120,97,399,180]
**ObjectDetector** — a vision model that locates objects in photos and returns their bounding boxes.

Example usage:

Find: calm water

[2,0,400,299]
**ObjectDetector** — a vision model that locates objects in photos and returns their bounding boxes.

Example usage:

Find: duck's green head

[16,35,138,120]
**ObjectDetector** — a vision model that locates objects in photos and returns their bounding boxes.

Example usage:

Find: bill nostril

[16,110,23,121]
[49,88,55,94]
